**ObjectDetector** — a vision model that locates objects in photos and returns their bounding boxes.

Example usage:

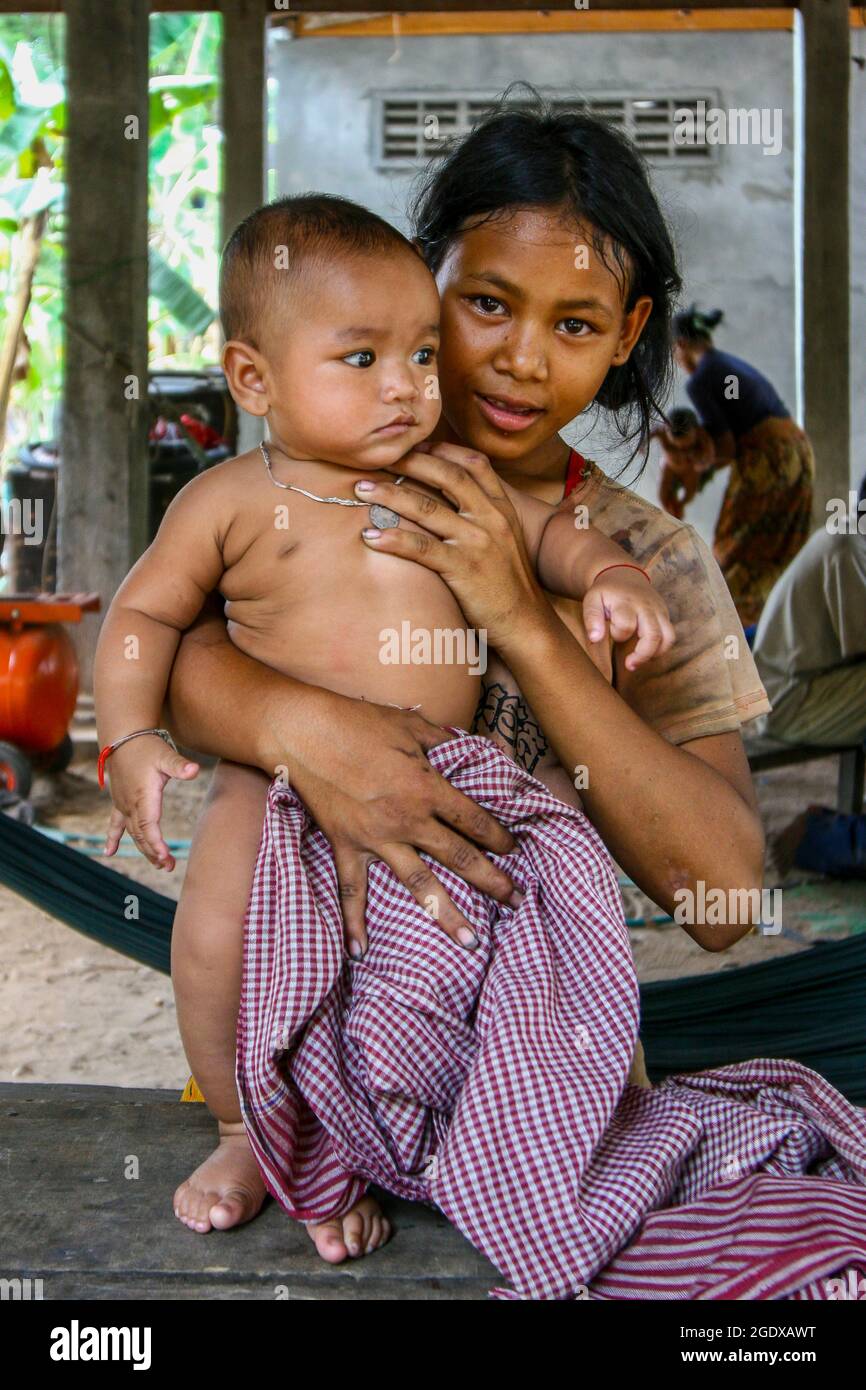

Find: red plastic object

[0,592,100,754]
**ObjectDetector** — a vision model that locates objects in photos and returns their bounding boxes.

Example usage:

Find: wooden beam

[280,0,861,9]
[276,0,856,8]
[1,1,864,12]
[292,9,796,34]
[60,0,150,689]
[800,0,851,525]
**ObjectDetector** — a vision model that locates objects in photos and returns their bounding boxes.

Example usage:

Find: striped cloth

[236,731,866,1300]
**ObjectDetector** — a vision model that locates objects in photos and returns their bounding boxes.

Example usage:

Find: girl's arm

[360,445,765,950]
[165,602,520,957]
[497,614,764,950]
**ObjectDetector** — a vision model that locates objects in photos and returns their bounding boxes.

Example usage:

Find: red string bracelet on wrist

[97,728,178,789]
[593,562,651,585]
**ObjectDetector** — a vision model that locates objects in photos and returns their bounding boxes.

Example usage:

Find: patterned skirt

[713,416,815,625]
[237,731,866,1301]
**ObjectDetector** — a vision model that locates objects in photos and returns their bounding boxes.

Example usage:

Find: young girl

[155,102,771,1263]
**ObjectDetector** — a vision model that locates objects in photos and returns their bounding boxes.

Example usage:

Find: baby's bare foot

[306,1194,391,1263]
[174,1121,266,1233]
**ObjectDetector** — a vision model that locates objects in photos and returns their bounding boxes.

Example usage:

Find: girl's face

[433,206,652,475]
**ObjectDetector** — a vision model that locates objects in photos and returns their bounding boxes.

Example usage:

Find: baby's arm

[505,485,675,670]
[94,470,229,864]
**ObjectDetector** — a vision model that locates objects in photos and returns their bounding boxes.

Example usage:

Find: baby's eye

[557,317,591,337]
[412,346,437,365]
[343,350,375,368]
[468,294,506,316]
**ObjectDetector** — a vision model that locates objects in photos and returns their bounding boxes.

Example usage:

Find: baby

[94,194,674,1262]
[654,406,714,520]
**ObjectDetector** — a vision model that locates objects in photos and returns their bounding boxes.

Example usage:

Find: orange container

[0,593,99,754]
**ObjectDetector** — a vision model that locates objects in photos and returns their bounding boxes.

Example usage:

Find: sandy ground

[1,746,864,1090]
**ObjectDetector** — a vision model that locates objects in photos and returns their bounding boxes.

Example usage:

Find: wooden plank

[292,9,796,34]
[281,0,847,8]
[800,0,851,527]
[3,1,864,14]
[2,1,865,13]
[0,1084,498,1300]
[59,1,150,690]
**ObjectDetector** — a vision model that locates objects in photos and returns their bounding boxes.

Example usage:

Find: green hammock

[2,811,865,1103]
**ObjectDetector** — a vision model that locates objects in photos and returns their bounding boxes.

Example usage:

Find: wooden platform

[0,1083,499,1300]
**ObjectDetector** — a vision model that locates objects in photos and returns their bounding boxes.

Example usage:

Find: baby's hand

[102,735,199,870]
[583,565,676,671]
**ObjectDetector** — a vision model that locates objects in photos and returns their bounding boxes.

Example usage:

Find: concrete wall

[267,26,864,548]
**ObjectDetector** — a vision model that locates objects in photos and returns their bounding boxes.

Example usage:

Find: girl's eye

[557,317,591,337]
[468,294,507,316]
[343,350,375,368]
[412,346,437,365]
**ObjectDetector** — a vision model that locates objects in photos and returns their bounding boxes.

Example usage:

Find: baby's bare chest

[219,493,465,635]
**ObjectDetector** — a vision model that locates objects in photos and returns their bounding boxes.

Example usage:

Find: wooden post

[220,0,267,453]
[60,0,150,688]
[220,0,266,251]
[800,0,851,526]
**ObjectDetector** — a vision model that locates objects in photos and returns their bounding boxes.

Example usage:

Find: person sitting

[750,473,866,878]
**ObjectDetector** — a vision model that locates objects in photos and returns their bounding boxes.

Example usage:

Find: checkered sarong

[237,732,866,1300]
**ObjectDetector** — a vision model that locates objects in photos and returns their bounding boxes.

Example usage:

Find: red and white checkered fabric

[236,732,866,1300]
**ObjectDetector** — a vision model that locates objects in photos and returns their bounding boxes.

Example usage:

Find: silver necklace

[260,441,404,529]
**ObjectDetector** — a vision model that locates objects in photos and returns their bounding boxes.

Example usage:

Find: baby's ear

[221,340,269,417]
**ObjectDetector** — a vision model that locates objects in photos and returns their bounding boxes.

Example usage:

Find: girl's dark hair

[672,302,724,346]
[410,86,683,469]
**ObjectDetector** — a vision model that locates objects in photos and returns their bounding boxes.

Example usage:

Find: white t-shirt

[753,525,866,711]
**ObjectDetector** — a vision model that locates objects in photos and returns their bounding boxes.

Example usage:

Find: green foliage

[147,14,222,372]
[149,76,219,141]
[148,248,215,336]
[0,12,222,454]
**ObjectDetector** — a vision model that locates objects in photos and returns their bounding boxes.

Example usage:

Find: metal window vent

[373,91,719,169]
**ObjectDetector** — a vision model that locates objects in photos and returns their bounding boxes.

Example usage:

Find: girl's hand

[355,442,550,649]
[276,692,520,958]
[582,569,676,672]
[103,735,199,870]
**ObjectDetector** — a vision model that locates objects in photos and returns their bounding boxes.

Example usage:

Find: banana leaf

[0,104,50,163]
[149,76,219,141]
[148,246,215,335]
